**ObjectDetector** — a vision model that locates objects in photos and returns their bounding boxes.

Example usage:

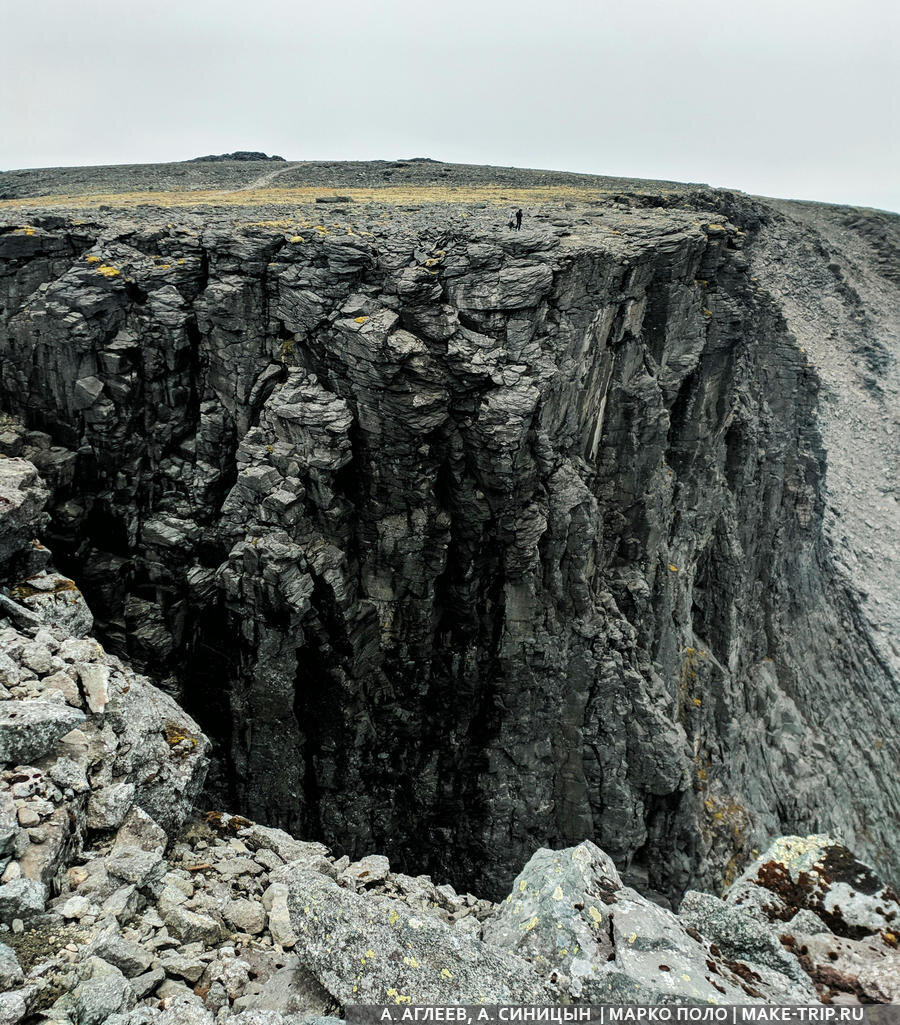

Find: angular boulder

[0,939,23,989]
[10,570,94,637]
[0,700,84,764]
[51,956,137,1025]
[677,891,814,994]
[0,877,47,922]
[280,865,552,1003]
[724,834,900,941]
[481,839,620,989]
[485,841,815,1004]
[243,955,336,1016]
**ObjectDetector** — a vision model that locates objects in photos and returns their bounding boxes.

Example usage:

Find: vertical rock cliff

[0,168,896,900]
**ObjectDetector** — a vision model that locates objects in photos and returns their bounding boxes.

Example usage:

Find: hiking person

[515,208,523,230]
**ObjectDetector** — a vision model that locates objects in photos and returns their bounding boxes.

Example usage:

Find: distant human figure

[515,208,523,230]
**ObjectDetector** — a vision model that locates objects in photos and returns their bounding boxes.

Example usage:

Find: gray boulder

[482,839,620,988]
[113,807,168,853]
[87,782,137,830]
[244,956,335,1016]
[678,890,815,992]
[162,905,224,945]
[724,834,900,941]
[225,896,267,935]
[485,840,815,1004]
[595,891,809,1004]
[0,986,38,1025]
[0,700,84,764]
[237,821,329,866]
[0,877,47,922]
[262,881,297,948]
[11,571,94,637]
[280,865,552,1003]
[99,672,209,836]
[92,932,155,977]
[105,845,165,891]
[130,967,165,999]
[340,853,390,890]
[53,956,136,1025]
[0,939,23,989]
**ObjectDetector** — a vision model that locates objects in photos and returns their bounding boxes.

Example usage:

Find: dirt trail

[238,162,302,191]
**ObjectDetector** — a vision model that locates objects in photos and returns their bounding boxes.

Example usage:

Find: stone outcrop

[0,616,208,896]
[0,179,896,907]
[481,841,815,1003]
[279,868,552,1005]
[0,464,208,903]
[0,458,48,572]
[719,835,900,1002]
[189,154,286,163]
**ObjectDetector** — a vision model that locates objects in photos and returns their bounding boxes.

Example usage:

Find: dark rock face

[0,184,896,901]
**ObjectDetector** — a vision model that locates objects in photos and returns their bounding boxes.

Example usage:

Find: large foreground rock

[280,865,553,1003]
[725,834,900,941]
[723,835,900,1002]
[484,841,816,1004]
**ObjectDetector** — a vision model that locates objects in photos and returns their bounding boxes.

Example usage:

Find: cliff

[2,451,898,1017]
[0,159,897,904]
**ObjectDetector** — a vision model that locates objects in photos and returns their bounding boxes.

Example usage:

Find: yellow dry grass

[0,184,616,212]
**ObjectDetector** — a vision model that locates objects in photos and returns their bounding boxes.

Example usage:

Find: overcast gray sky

[2,0,897,210]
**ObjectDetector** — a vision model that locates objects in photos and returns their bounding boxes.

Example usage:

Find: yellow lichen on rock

[164,721,199,748]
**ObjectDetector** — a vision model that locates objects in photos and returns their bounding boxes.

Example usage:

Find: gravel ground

[753,199,899,676]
